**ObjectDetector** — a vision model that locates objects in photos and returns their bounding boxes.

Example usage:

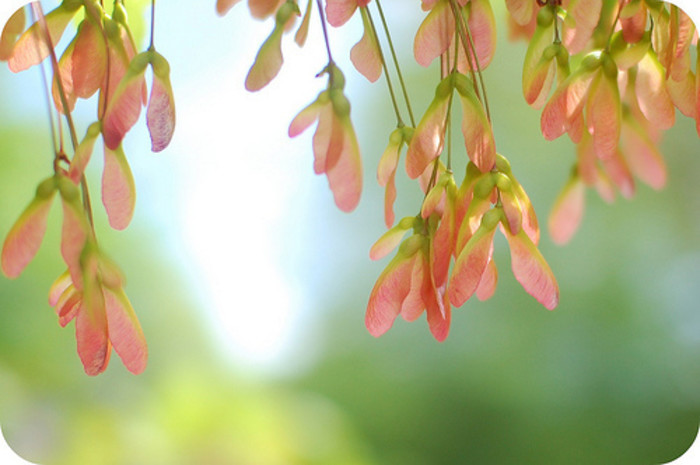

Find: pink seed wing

[561,0,602,55]
[68,122,101,184]
[369,218,413,261]
[636,52,675,130]
[414,0,454,67]
[505,0,534,26]
[102,145,136,231]
[350,9,382,82]
[548,175,585,245]
[586,72,621,160]
[8,5,77,73]
[248,0,284,19]
[325,0,358,27]
[60,197,89,289]
[245,27,284,92]
[325,116,363,212]
[102,52,149,150]
[505,228,559,310]
[104,287,147,375]
[458,87,496,172]
[449,225,496,307]
[466,0,497,70]
[405,93,450,179]
[522,24,556,108]
[475,257,498,301]
[71,19,107,99]
[620,120,667,190]
[366,253,417,337]
[75,283,111,376]
[216,0,243,15]
[0,7,25,61]
[666,70,696,118]
[147,54,176,152]
[1,195,54,278]
[383,171,397,228]
[288,98,323,137]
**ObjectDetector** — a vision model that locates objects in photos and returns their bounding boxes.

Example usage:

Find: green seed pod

[474,173,496,199]
[536,6,555,28]
[495,154,511,174]
[57,176,79,202]
[36,176,57,199]
[495,172,512,192]
[601,52,618,79]
[481,208,502,230]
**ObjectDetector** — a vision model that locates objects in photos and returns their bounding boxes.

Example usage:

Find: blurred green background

[1,1,699,464]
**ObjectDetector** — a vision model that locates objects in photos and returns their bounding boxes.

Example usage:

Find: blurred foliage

[1,2,699,464]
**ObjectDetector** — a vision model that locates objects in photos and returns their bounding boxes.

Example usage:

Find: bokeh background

[1,1,699,464]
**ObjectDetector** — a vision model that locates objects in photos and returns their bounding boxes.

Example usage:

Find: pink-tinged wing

[55,285,80,327]
[1,194,55,278]
[620,121,666,190]
[458,85,496,172]
[576,132,597,185]
[245,27,284,92]
[449,224,496,307]
[400,253,427,322]
[522,24,556,109]
[102,145,136,231]
[71,19,107,99]
[506,0,534,26]
[383,171,397,228]
[586,72,621,160]
[561,0,602,55]
[104,287,147,375]
[350,9,382,83]
[421,175,448,219]
[325,0,357,27]
[620,1,647,44]
[424,255,450,342]
[52,38,76,114]
[377,129,402,186]
[68,122,101,184]
[548,175,585,245]
[414,0,454,68]
[248,0,284,19]
[666,70,696,118]
[504,228,559,310]
[455,196,491,254]
[60,197,89,289]
[288,98,323,137]
[541,69,596,141]
[669,9,694,83]
[8,4,77,72]
[405,91,450,178]
[510,175,540,245]
[499,186,523,236]
[216,0,243,16]
[294,0,313,46]
[49,270,72,306]
[0,7,25,61]
[475,257,498,301]
[366,253,417,337]
[316,105,345,174]
[601,149,635,199]
[635,52,675,130]
[147,53,176,152]
[102,52,149,150]
[75,285,111,376]
[466,0,497,70]
[325,116,363,212]
[369,217,414,260]
[432,193,455,287]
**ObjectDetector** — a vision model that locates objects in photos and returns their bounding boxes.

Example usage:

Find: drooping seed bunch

[0,0,176,375]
